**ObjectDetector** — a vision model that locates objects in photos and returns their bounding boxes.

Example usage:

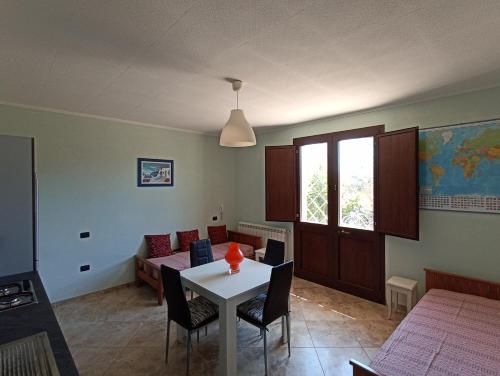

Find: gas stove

[0,279,38,312]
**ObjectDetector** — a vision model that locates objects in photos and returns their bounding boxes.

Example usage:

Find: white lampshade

[219,109,256,147]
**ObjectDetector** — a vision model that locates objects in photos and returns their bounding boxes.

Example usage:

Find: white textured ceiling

[2,1,500,132]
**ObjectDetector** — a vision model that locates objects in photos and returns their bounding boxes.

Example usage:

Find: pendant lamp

[219,79,256,147]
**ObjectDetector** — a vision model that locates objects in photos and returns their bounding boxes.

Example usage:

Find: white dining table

[179,258,276,376]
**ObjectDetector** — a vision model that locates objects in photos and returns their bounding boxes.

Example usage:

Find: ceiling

[2,1,500,133]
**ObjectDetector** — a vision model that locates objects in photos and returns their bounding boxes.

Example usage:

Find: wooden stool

[386,276,418,319]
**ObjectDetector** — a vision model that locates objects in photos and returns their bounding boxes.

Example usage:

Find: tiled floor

[53,277,403,375]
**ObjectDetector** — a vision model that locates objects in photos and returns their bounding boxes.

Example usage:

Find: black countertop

[0,271,79,375]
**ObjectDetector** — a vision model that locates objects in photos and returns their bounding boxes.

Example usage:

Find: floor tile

[269,319,314,348]
[127,320,167,348]
[237,347,324,376]
[307,321,360,348]
[346,320,398,347]
[70,346,121,376]
[61,320,141,348]
[316,347,370,376]
[104,346,166,376]
[103,299,167,322]
[300,299,353,322]
[363,347,380,361]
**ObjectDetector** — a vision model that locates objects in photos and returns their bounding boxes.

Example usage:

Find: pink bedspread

[145,242,255,277]
[370,289,500,376]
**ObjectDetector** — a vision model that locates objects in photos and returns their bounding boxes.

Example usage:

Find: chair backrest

[262,260,294,326]
[263,239,285,267]
[190,239,214,267]
[161,264,191,328]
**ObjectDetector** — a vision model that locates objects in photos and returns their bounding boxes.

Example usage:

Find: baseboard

[51,281,135,306]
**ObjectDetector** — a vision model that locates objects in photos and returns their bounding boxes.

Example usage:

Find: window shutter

[376,127,419,240]
[265,145,297,221]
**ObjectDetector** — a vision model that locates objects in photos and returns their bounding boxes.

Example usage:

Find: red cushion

[207,225,228,245]
[176,229,200,252]
[145,234,173,258]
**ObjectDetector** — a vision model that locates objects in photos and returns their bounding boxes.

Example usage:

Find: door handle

[337,229,351,236]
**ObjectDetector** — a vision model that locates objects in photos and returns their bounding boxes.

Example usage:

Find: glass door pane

[300,143,328,224]
[338,137,374,230]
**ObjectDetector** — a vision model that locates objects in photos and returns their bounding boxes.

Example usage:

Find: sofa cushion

[176,229,200,252]
[144,234,173,258]
[212,242,254,260]
[145,241,255,280]
[207,225,228,245]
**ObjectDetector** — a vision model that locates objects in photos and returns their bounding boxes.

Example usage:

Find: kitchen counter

[0,271,78,375]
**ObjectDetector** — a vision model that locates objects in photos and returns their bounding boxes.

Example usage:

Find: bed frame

[135,230,262,305]
[423,268,500,299]
[350,268,500,375]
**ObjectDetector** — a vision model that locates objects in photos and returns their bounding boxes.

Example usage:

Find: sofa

[135,230,262,305]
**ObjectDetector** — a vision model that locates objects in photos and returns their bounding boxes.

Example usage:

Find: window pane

[300,143,328,224]
[338,137,374,230]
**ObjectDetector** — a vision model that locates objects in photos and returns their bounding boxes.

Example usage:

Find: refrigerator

[0,135,36,277]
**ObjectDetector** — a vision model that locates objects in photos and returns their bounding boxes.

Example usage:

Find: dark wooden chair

[189,238,215,339]
[189,239,214,267]
[161,264,219,375]
[237,261,294,375]
[263,239,285,266]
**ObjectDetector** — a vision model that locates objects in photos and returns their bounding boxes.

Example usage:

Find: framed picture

[137,158,174,187]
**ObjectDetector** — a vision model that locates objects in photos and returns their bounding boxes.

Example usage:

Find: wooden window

[376,127,419,240]
[265,146,297,221]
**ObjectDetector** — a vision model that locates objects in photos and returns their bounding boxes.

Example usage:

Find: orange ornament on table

[225,242,244,274]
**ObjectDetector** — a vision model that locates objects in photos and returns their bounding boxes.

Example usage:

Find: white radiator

[237,222,290,258]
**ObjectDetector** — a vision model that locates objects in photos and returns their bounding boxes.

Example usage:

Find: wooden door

[265,126,419,304]
[293,126,385,303]
[333,126,385,302]
[293,134,336,285]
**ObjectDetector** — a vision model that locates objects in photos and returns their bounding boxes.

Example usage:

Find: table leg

[219,299,238,376]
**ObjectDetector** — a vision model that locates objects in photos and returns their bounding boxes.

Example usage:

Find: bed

[135,230,262,305]
[351,268,500,376]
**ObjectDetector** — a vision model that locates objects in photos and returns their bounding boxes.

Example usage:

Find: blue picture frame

[137,158,174,187]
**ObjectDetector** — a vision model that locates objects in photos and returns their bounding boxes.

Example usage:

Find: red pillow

[176,229,200,252]
[207,225,228,245]
[145,234,173,258]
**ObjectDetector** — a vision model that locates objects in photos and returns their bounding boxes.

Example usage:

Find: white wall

[0,104,237,301]
[235,87,500,297]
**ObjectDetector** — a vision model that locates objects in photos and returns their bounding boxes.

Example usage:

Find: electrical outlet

[212,216,218,221]
[80,232,90,239]
[80,265,90,272]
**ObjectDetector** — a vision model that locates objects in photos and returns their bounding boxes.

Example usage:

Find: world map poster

[419,119,500,213]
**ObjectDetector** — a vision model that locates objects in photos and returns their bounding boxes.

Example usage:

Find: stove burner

[0,280,37,312]
[12,293,34,307]
[0,283,21,297]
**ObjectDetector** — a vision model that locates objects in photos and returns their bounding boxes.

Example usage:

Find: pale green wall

[2,86,500,302]
[236,87,500,297]
[0,104,237,301]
